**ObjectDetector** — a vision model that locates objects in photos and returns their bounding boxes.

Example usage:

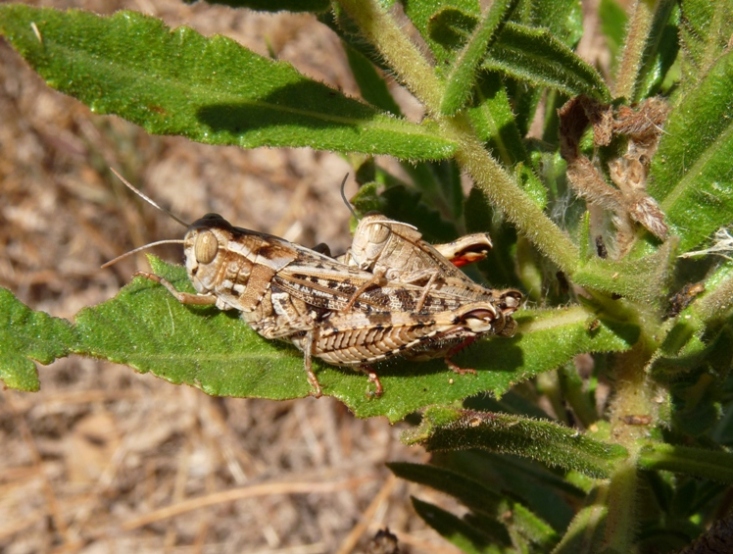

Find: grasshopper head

[184,214,246,296]
[349,214,420,271]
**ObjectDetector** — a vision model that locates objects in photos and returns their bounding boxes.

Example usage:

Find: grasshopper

[293,301,502,396]
[339,214,522,322]
[106,171,519,396]
[141,212,513,395]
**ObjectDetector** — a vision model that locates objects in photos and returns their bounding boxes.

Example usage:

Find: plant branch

[601,336,661,551]
[614,0,654,99]
[614,0,674,100]
[603,457,639,552]
[443,117,581,273]
[336,0,443,114]
[607,340,659,448]
[638,443,733,483]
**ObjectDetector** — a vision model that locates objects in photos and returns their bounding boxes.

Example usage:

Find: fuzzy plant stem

[614,0,656,99]
[336,0,443,111]
[443,118,581,272]
[602,338,660,551]
[614,0,674,100]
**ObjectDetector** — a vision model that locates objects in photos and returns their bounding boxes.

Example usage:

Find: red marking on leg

[450,254,483,267]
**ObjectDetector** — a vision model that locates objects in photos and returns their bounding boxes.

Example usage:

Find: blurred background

[0,1,458,552]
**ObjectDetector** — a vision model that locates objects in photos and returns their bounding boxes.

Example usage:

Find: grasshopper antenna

[339,173,359,220]
[101,239,186,269]
[110,167,189,228]
[102,168,188,269]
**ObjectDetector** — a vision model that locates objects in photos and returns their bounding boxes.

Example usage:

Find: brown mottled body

[180,214,505,318]
[302,302,503,366]
[339,214,522,318]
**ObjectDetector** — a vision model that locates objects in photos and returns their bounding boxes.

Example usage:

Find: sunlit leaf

[652,51,733,253]
[0,288,76,392]
[0,5,455,159]
[484,23,610,100]
[410,408,629,478]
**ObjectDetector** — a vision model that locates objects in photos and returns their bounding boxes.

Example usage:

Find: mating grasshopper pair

[108,171,522,397]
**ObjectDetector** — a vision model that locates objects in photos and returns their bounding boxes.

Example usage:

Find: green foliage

[482,23,611,101]
[0,289,76,392]
[652,51,733,253]
[599,0,627,67]
[678,0,733,96]
[2,0,733,551]
[439,0,518,115]
[406,408,629,478]
[0,6,454,158]
[2,257,635,423]
[183,0,331,12]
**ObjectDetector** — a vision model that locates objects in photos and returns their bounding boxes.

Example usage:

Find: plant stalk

[443,117,581,273]
[601,338,659,553]
[614,0,673,100]
[336,0,443,113]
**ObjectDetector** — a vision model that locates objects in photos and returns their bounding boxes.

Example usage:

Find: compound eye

[194,230,218,264]
[368,223,391,245]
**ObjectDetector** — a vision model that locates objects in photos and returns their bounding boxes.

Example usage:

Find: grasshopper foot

[358,365,383,398]
[444,337,479,375]
[306,370,323,398]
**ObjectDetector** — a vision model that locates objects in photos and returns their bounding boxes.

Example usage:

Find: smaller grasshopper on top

[339,213,523,326]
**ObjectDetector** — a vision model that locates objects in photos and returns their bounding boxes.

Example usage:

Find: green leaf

[483,23,611,101]
[599,0,628,69]
[639,443,733,484]
[350,150,465,222]
[388,462,558,547]
[0,5,456,160]
[73,259,315,399]
[513,0,583,48]
[653,265,733,379]
[403,1,481,66]
[573,239,678,308]
[343,41,402,116]
[505,0,584,134]
[411,408,629,478]
[466,73,529,167]
[551,484,609,554]
[434,450,583,532]
[440,0,518,115]
[66,256,636,422]
[460,306,639,399]
[679,0,733,96]
[398,159,465,220]
[0,288,76,392]
[183,0,330,11]
[411,497,504,554]
[635,2,679,98]
[652,51,733,253]
[390,461,506,514]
